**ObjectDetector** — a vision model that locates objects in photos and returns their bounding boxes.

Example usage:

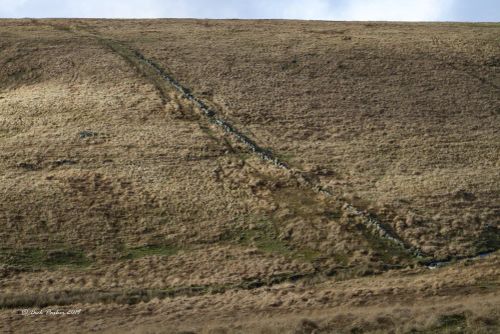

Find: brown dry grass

[0,19,499,333]
[92,19,500,258]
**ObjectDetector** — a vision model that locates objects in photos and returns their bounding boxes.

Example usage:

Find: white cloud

[70,0,166,18]
[0,0,193,18]
[336,0,456,21]
[283,0,336,20]
[282,0,457,21]
[0,0,29,16]
[0,0,469,21]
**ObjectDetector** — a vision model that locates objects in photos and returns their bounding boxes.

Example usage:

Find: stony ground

[0,19,498,333]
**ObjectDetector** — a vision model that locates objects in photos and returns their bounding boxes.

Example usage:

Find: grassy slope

[0,19,498,333]
[94,19,500,259]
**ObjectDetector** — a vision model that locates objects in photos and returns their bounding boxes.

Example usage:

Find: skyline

[0,0,499,21]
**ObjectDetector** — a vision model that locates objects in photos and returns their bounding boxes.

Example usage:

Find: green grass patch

[473,225,500,254]
[121,244,178,260]
[199,125,218,139]
[292,248,322,263]
[52,24,72,32]
[411,313,467,334]
[331,251,349,266]
[233,216,290,256]
[275,151,295,162]
[325,210,342,220]
[356,221,414,264]
[226,215,321,263]
[235,152,252,161]
[0,248,91,269]
[253,236,290,256]
[272,187,320,218]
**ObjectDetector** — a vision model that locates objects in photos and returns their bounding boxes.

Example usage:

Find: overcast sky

[0,0,498,21]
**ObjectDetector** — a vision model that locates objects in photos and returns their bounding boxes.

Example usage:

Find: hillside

[0,19,499,333]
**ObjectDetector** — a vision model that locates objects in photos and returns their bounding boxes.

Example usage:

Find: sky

[0,0,498,21]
